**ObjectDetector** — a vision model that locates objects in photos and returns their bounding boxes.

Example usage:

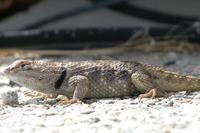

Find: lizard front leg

[60,75,89,104]
[131,70,168,99]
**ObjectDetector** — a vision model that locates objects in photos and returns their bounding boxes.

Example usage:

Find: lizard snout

[2,65,13,74]
[2,66,10,74]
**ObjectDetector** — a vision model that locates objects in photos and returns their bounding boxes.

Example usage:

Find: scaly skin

[3,60,200,101]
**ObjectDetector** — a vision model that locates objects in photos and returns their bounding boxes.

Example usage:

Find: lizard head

[3,60,32,74]
[3,59,70,94]
[3,60,34,88]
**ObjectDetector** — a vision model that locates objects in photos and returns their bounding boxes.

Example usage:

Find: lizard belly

[86,78,137,98]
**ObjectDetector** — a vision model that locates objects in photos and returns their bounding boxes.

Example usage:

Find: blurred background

[0,0,199,52]
[0,0,199,30]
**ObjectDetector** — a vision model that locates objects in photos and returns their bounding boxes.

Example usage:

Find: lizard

[2,59,200,103]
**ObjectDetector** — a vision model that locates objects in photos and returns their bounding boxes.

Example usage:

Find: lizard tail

[146,66,200,92]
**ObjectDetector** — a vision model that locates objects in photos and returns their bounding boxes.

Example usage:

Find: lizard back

[62,60,141,98]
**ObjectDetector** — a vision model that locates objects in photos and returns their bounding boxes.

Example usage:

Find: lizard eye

[20,63,30,70]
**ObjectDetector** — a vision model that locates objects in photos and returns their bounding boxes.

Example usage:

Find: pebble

[168,101,174,106]
[0,90,19,105]
[45,99,58,105]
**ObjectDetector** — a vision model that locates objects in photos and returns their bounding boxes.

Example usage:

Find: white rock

[0,90,18,105]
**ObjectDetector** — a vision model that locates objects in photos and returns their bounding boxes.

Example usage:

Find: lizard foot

[56,95,82,104]
[132,70,169,100]
[58,99,82,105]
[139,88,157,100]
[139,89,174,100]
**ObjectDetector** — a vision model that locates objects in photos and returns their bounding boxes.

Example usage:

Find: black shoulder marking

[54,67,67,90]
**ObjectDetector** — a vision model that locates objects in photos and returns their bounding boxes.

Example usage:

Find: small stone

[168,101,174,106]
[56,95,69,101]
[1,90,19,105]
[45,99,58,105]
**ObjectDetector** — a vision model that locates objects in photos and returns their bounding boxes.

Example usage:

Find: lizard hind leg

[131,70,168,99]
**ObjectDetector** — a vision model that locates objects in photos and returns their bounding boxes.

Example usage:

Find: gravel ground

[1,51,200,133]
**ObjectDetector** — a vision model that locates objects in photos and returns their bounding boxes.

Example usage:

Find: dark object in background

[20,0,127,30]
[0,0,199,50]
[0,25,199,50]
[92,0,198,25]
[0,0,41,21]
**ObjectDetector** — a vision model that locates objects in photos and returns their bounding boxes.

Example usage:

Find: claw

[56,95,82,104]
[138,88,157,99]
